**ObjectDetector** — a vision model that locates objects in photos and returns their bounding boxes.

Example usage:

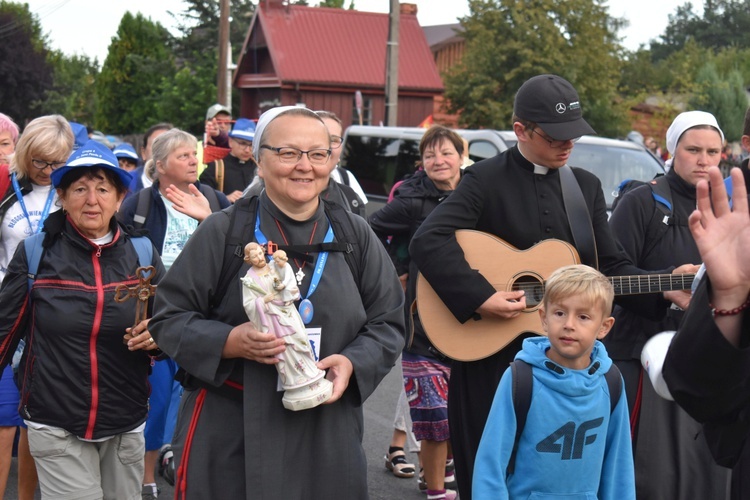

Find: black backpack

[611,175,674,261]
[506,359,622,475]
[209,195,362,309]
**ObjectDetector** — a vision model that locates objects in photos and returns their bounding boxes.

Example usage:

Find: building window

[352,95,372,126]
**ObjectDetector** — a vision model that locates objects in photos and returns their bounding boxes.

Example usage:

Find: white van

[339,126,665,217]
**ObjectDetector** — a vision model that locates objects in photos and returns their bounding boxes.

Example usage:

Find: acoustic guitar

[416,230,695,362]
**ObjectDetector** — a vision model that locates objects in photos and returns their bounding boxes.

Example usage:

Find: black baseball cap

[513,74,596,141]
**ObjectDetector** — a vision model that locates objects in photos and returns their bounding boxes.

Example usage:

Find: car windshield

[499,138,664,209]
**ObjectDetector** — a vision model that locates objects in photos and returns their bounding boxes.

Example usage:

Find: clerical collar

[517,146,550,175]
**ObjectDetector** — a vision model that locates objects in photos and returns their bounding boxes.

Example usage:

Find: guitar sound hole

[512,275,545,308]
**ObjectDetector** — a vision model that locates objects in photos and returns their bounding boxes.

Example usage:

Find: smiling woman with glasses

[149,105,404,499]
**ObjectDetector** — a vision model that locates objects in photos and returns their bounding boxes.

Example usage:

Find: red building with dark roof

[233,1,443,126]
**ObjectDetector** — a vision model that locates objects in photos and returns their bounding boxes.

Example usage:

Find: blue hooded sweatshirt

[473,337,635,499]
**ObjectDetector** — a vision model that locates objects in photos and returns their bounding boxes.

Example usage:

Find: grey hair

[150,128,197,176]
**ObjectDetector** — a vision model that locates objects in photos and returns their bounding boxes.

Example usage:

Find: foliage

[317,0,355,8]
[689,63,747,141]
[96,12,176,133]
[42,52,99,125]
[651,0,750,61]
[0,1,53,125]
[168,0,256,128]
[443,0,628,136]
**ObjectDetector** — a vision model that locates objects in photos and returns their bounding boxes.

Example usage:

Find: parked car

[339,126,665,217]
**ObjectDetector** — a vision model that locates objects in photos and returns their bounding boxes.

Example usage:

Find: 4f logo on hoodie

[536,417,604,460]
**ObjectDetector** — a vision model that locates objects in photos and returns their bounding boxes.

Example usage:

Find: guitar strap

[558,165,598,269]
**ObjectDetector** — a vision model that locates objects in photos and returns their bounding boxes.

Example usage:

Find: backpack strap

[215,159,225,193]
[604,363,623,414]
[133,188,152,229]
[337,166,351,186]
[725,176,734,208]
[130,236,154,273]
[198,184,221,213]
[23,232,46,293]
[321,198,361,289]
[508,359,622,475]
[209,196,362,309]
[641,176,673,261]
[508,360,532,476]
[334,181,364,217]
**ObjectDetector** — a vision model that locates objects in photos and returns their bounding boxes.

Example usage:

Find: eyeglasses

[232,139,253,150]
[531,129,580,149]
[330,135,343,150]
[31,159,66,170]
[259,145,332,166]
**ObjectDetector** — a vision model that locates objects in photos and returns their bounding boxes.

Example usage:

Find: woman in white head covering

[606,111,731,499]
[149,106,405,499]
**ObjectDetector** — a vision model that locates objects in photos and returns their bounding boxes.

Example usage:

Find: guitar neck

[609,274,695,296]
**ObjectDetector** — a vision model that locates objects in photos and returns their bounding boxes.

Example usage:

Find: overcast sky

[23,0,688,63]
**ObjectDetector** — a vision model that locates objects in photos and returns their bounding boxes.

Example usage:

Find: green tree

[42,52,99,124]
[0,1,53,124]
[165,0,256,132]
[689,63,747,141]
[317,0,355,8]
[652,0,750,61]
[96,12,176,133]
[444,0,627,136]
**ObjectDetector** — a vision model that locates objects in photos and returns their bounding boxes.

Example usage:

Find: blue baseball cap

[113,143,139,160]
[68,122,89,150]
[51,139,132,188]
[229,118,256,141]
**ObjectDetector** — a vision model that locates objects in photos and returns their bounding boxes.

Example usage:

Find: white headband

[252,106,305,160]
[666,111,724,156]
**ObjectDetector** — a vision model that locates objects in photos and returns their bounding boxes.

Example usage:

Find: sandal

[385,448,416,478]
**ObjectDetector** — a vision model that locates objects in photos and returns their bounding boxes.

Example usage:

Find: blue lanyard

[254,211,334,301]
[11,173,55,234]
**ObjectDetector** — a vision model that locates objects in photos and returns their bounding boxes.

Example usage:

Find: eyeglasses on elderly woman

[259,145,332,166]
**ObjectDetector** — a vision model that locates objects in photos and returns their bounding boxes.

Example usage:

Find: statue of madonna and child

[241,242,333,410]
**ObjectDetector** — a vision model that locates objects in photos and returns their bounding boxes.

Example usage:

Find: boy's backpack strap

[507,360,622,475]
[133,188,152,229]
[210,196,258,309]
[24,232,47,293]
[198,184,221,213]
[604,363,622,414]
[508,360,532,476]
[130,236,154,271]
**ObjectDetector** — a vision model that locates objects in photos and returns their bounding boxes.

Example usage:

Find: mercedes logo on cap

[555,103,567,114]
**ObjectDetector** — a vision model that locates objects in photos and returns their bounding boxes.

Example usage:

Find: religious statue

[241,243,332,410]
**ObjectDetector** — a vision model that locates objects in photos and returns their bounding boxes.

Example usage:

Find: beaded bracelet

[710,294,750,317]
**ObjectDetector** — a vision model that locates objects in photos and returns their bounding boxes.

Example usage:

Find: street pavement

[6,359,431,499]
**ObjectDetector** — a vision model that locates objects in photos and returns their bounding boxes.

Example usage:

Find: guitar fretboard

[609,274,696,296]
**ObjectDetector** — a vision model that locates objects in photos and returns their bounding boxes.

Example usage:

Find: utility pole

[384,0,399,126]
[217,0,230,107]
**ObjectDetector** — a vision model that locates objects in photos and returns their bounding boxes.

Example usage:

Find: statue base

[282,371,333,411]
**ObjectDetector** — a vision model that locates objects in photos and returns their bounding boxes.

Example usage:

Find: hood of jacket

[516,336,613,398]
